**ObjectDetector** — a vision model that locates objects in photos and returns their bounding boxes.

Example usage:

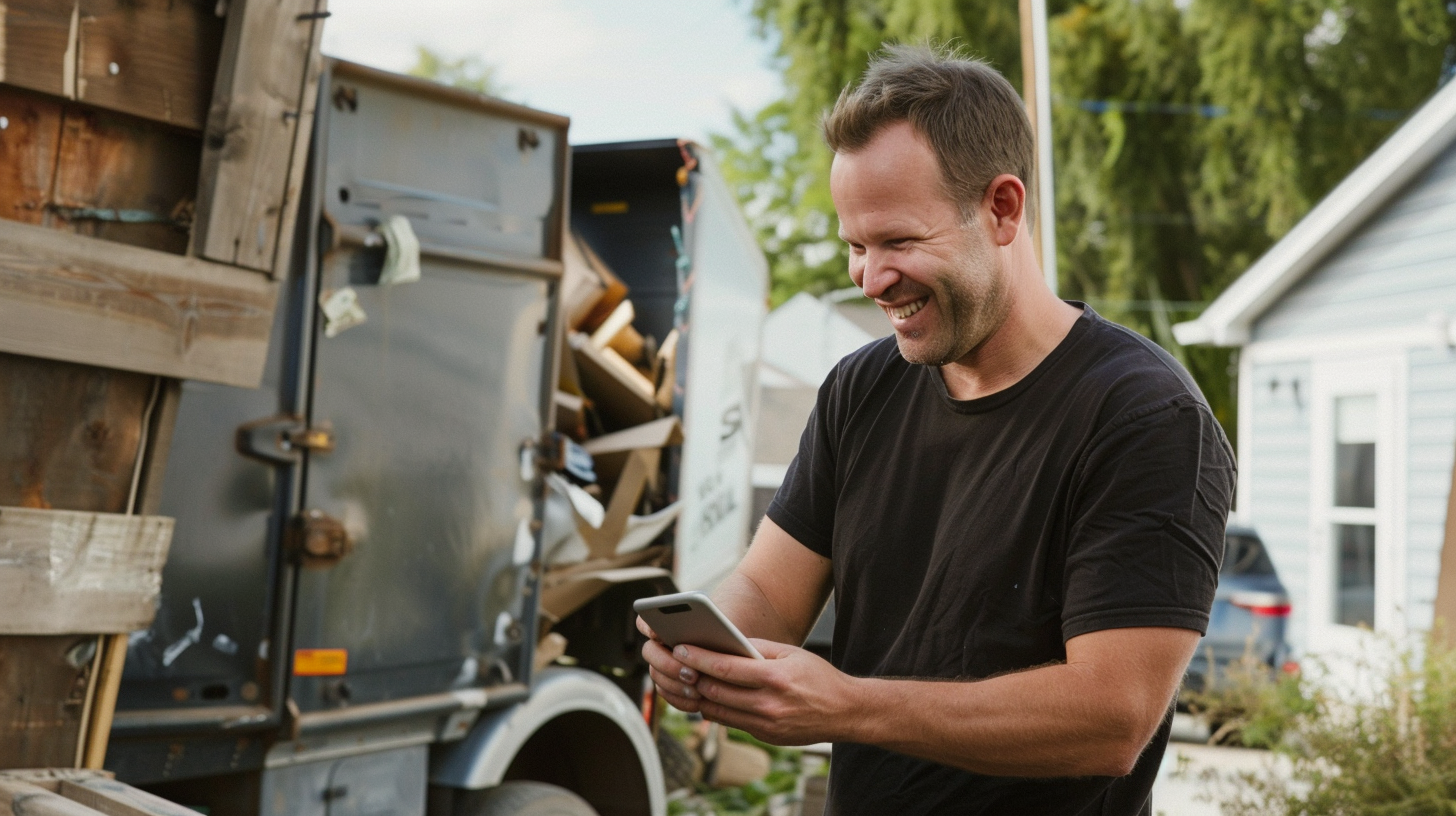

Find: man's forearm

[678,627,1197,779]
[838,661,1165,778]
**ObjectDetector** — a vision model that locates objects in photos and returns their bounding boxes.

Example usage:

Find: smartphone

[633,591,764,660]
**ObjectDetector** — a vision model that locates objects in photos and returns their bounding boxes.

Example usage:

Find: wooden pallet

[0,768,199,815]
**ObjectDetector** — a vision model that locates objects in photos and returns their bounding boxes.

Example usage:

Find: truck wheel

[458,781,600,816]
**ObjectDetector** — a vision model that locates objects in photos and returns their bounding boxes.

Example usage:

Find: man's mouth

[887,298,927,320]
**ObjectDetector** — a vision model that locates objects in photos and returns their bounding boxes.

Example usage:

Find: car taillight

[1230,595,1291,617]
[1242,603,1291,616]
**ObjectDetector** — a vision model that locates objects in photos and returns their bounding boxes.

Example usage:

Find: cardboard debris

[561,232,628,333]
[569,331,657,430]
[654,328,678,411]
[539,565,674,625]
[583,416,683,494]
[591,299,648,365]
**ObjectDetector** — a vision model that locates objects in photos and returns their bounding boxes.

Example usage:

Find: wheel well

[500,709,651,816]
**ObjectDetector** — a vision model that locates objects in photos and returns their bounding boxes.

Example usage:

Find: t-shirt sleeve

[1060,397,1235,641]
[764,367,841,558]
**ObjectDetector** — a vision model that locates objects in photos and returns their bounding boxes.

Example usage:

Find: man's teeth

[889,299,926,320]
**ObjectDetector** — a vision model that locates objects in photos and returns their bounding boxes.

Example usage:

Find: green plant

[1181,647,1315,749]
[1208,632,1456,815]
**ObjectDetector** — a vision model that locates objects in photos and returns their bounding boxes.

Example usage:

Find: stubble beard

[895,229,1012,367]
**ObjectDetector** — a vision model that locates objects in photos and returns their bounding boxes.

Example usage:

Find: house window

[1332,394,1376,629]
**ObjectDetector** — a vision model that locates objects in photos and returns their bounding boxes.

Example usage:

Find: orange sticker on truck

[293,649,348,676]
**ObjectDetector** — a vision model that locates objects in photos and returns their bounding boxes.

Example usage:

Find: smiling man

[640,45,1235,815]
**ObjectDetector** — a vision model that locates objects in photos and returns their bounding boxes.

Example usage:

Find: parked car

[1183,524,1294,695]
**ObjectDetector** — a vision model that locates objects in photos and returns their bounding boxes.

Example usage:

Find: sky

[321,0,785,145]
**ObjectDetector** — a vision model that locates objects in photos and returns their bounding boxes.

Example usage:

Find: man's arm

[674,625,1199,778]
[712,517,833,645]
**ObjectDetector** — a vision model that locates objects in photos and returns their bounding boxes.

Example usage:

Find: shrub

[1209,632,1456,815]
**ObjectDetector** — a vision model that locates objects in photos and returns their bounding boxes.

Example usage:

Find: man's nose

[855,250,901,299]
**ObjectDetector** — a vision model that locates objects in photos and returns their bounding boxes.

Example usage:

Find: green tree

[408,46,506,97]
[718,0,1456,438]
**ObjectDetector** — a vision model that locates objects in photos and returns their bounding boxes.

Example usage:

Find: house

[1174,77,1456,662]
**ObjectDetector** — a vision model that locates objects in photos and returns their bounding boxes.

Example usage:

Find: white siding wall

[1245,360,1314,652]
[1406,348,1456,634]
[1254,144,1456,342]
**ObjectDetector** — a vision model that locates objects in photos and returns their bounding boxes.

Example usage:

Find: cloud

[321,0,783,144]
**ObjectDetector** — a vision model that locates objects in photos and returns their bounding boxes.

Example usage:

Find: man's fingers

[659,687,700,713]
[649,666,700,701]
[672,644,769,688]
[694,674,762,710]
[696,698,777,737]
[635,616,659,641]
[642,638,684,674]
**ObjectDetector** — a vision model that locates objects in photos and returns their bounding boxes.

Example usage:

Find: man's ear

[981,174,1026,247]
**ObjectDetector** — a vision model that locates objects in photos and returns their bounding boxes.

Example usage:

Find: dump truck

[99,60,767,816]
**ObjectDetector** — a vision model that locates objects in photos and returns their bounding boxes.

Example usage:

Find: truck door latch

[286,509,354,568]
[237,414,336,464]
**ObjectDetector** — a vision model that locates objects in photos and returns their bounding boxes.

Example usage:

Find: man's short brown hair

[823,44,1036,224]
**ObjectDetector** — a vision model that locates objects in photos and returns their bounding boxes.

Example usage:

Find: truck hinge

[285,508,354,568]
[237,414,336,464]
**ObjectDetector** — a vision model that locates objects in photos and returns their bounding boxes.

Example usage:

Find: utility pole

[1019,0,1058,295]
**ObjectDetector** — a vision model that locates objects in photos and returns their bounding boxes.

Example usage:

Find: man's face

[830,121,1011,367]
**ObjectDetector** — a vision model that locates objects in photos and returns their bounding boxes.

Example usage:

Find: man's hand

[638,615,858,745]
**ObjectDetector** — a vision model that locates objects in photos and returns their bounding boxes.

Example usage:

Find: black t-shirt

[766,305,1235,816]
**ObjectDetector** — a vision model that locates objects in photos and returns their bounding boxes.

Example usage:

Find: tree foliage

[718,0,1456,437]
[408,46,506,97]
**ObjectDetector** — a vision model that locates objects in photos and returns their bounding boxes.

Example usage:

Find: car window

[1222,534,1276,576]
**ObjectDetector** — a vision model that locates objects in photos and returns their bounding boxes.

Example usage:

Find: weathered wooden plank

[48,105,201,254]
[0,0,73,98]
[0,218,278,387]
[0,507,174,634]
[74,0,225,130]
[0,767,108,788]
[0,85,63,226]
[0,353,152,513]
[194,0,326,273]
[60,777,203,816]
[0,635,99,768]
[0,780,98,814]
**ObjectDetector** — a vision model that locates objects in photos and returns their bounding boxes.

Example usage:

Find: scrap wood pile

[535,232,683,650]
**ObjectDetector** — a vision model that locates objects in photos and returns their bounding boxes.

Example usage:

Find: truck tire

[458,781,600,816]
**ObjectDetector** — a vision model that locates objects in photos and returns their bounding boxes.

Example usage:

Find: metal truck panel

[323,62,566,262]
[672,150,767,591]
[290,258,549,711]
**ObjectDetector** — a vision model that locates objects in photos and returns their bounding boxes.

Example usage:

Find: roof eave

[1177,78,1456,347]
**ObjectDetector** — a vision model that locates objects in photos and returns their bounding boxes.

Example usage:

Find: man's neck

[937,283,1082,402]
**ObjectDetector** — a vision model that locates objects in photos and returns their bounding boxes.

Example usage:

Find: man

[640,45,1234,815]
